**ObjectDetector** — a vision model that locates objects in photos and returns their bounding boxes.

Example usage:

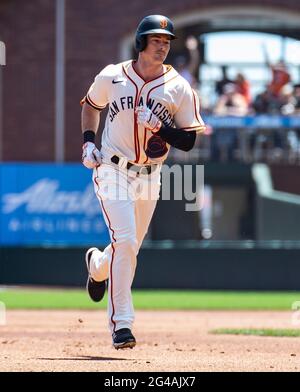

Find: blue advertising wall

[0,163,109,246]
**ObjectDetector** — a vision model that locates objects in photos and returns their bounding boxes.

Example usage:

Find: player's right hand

[135,106,162,133]
[82,142,102,169]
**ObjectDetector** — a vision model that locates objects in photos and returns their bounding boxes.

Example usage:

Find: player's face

[144,34,171,64]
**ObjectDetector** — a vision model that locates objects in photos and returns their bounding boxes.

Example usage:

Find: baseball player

[81,14,205,349]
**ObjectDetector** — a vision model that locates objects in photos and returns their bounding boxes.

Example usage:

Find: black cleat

[85,247,106,303]
[112,328,136,350]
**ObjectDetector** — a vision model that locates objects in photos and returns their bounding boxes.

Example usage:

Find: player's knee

[132,238,139,254]
[125,237,139,255]
[115,236,138,255]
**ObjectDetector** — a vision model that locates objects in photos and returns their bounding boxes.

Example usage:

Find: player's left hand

[135,106,162,133]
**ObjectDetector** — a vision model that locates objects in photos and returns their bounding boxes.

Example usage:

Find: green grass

[1,288,300,310]
[211,328,300,337]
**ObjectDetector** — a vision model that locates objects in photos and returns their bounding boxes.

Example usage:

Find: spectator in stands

[260,44,291,114]
[252,88,281,114]
[214,82,249,116]
[293,84,300,112]
[280,85,296,115]
[215,65,233,96]
[251,83,292,159]
[235,73,251,105]
[212,83,249,162]
[267,61,291,98]
[174,36,200,89]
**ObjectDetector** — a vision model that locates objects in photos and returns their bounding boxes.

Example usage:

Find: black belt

[111,155,156,175]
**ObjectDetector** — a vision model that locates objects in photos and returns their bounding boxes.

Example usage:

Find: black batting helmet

[135,15,176,52]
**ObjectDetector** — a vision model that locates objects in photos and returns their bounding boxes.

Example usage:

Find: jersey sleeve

[174,84,206,133]
[83,65,113,110]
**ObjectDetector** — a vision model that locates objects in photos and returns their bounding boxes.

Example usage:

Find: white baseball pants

[91,163,161,333]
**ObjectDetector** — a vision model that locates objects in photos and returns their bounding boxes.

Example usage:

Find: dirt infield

[0,310,300,372]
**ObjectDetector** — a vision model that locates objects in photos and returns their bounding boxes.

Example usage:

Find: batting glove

[82,142,102,169]
[135,106,162,133]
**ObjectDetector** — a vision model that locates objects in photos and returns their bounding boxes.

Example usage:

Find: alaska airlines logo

[2,179,98,216]
[160,19,168,29]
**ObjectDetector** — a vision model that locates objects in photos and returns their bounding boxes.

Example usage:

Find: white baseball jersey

[84,60,205,164]
[85,59,205,336]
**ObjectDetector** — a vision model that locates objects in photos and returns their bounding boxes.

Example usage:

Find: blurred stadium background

[1,0,300,291]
